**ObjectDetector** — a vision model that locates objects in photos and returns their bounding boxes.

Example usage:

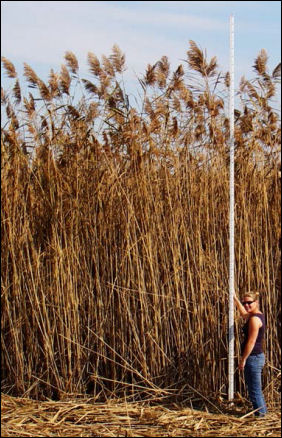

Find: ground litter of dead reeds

[1,394,281,437]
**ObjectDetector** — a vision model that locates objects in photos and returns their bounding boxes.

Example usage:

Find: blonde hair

[242,291,260,301]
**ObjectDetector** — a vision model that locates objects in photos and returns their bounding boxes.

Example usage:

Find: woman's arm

[233,293,249,319]
[238,316,262,370]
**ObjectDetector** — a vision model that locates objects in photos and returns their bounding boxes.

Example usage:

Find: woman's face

[242,296,258,313]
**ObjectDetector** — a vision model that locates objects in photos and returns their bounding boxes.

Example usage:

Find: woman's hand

[239,358,246,370]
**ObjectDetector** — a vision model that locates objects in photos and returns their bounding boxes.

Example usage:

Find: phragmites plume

[206,56,217,77]
[272,62,281,79]
[187,40,205,73]
[158,56,170,77]
[88,52,101,76]
[169,64,184,92]
[173,64,184,79]
[102,55,115,78]
[179,86,192,105]
[187,40,218,77]
[1,57,17,78]
[224,72,230,88]
[13,80,21,105]
[145,63,157,86]
[86,102,99,122]
[6,101,19,130]
[60,64,71,95]
[239,76,247,93]
[38,79,51,101]
[67,105,80,119]
[253,49,268,75]
[23,93,35,116]
[171,116,178,137]
[48,69,60,96]
[245,81,259,99]
[6,102,15,120]
[109,44,126,73]
[156,56,170,89]
[64,51,79,74]
[82,79,98,95]
[144,97,155,119]
[23,63,39,87]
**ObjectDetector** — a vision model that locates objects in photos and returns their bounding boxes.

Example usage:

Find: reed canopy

[1,42,281,403]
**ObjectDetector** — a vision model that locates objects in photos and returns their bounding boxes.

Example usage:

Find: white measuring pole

[228,14,235,402]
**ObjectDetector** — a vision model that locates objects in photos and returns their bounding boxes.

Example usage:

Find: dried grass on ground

[1,394,281,437]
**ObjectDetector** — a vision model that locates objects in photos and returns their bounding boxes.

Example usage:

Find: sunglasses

[242,301,254,306]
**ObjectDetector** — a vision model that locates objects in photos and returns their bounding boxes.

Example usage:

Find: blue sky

[1,1,281,108]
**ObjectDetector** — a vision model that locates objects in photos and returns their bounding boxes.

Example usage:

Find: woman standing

[234,291,267,417]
